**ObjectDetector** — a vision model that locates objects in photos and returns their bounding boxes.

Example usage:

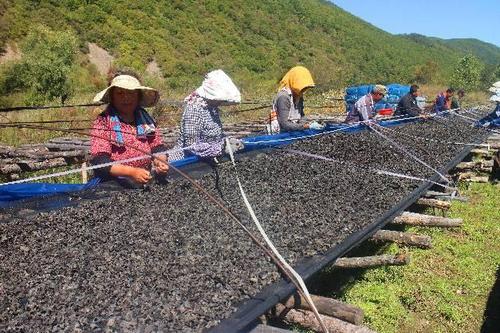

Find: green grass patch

[320,183,499,333]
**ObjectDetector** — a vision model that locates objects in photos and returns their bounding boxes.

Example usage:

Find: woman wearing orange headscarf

[268,66,322,133]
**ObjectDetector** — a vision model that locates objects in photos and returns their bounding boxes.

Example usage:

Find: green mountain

[401,34,500,66]
[0,0,499,100]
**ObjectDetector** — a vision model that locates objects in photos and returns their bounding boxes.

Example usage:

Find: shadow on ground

[481,265,500,333]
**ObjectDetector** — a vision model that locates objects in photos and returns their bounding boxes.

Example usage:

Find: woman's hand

[130,168,152,183]
[153,155,169,174]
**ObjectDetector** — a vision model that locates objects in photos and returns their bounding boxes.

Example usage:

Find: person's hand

[224,137,245,154]
[308,120,325,130]
[129,168,152,184]
[153,155,169,174]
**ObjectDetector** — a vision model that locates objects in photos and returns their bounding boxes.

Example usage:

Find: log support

[284,294,364,325]
[333,254,411,268]
[416,198,451,215]
[274,304,375,333]
[392,212,462,228]
[371,230,432,249]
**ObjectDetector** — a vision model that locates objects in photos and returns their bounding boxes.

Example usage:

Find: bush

[449,55,484,90]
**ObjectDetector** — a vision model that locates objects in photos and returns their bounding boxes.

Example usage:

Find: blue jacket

[434,92,450,112]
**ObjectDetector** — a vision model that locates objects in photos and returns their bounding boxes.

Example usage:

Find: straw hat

[93,75,160,107]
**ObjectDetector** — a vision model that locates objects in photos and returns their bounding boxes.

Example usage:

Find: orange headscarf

[278,66,315,96]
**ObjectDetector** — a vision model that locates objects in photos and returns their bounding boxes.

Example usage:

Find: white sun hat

[93,74,160,107]
[195,69,241,104]
[490,94,500,102]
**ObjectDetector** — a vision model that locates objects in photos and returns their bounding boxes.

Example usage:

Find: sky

[330,0,500,47]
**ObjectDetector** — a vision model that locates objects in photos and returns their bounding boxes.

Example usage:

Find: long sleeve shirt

[345,94,375,123]
[274,90,306,132]
[396,93,422,117]
[169,93,225,161]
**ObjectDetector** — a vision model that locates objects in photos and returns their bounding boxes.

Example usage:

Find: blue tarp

[0,109,493,205]
[345,83,410,113]
[0,178,101,206]
[0,157,199,206]
[477,106,500,128]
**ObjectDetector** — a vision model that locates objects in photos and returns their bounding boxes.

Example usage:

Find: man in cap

[345,84,387,123]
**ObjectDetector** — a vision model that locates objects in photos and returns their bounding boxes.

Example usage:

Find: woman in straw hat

[168,69,244,161]
[268,66,323,134]
[90,70,168,186]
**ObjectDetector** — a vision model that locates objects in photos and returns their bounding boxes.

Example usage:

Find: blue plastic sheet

[345,83,410,113]
[0,178,100,207]
[0,109,492,206]
[476,107,500,128]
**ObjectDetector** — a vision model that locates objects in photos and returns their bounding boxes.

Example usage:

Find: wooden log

[284,294,364,325]
[466,176,490,183]
[45,143,90,152]
[275,304,375,333]
[424,191,468,202]
[392,212,462,228]
[371,230,432,249]
[416,198,451,210]
[487,142,500,149]
[248,324,294,333]
[18,157,67,172]
[0,164,22,174]
[456,160,494,169]
[81,162,88,183]
[333,253,411,268]
[471,148,497,156]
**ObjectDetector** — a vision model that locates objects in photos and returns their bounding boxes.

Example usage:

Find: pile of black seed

[0,112,491,332]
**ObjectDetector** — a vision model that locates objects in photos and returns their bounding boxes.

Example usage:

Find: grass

[311,182,499,333]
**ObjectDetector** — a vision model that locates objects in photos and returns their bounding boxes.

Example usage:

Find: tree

[449,55,484,90]
[413,60,439,84]
[2,25,78,105]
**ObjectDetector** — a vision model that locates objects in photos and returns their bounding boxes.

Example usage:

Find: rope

[450,112,500,135]
[226,139,329,333]
[0,102,104,113]
[0,144,196,186]
[375,124,490,148]
[280,148,456,191]
[0,121,328,319]
[244,123,360,145]
[368,123,450,183]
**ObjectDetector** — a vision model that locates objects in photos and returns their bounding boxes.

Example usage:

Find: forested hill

[0,0,499,103]
[401,34,500,66]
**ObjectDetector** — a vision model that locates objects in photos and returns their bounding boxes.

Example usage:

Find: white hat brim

[93,81,159,107]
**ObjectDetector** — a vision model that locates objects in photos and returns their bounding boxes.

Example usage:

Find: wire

[0,102,104,113]
[368,123,450,183]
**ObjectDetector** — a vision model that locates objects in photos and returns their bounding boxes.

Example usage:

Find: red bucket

[377,108,394,116]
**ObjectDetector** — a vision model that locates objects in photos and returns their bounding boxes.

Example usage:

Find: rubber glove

[224,137,245,154]
[308,120,325,130]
